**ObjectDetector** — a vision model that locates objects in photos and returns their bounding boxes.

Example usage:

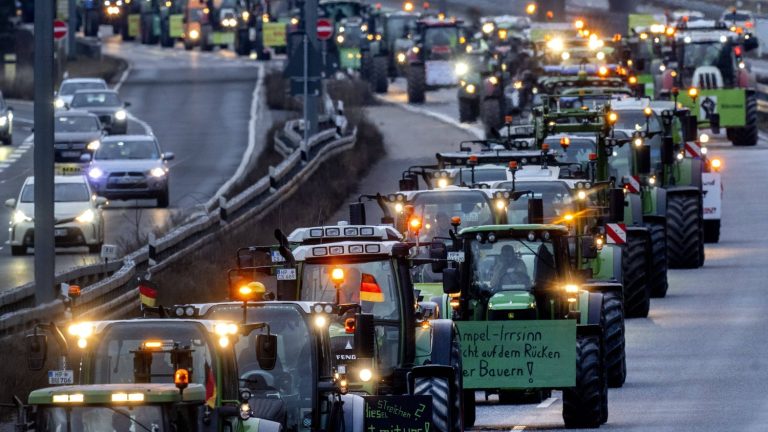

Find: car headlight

[454,62,469,76]
[54,98,65,109]
[150,167,167,178]
[87,140,100,151]
[13,210,31,224]
[88,167,104,179]
[0,116,6,127]
[115,110,127,121]
[76,209,95,223]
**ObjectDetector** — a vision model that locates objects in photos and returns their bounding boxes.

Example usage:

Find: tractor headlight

[115,110,127,121]
[454,62,469,76]
[563,284,579,293]
[359,368,373,382]
[189,29,200,40]
[397,52,407,63]
[76,209,95,224]
[465,84,476,94]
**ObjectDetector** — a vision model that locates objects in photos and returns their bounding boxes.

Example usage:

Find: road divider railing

[0,103,356,338]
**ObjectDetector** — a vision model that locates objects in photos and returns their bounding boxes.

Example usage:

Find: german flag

[139,284,157,307]
[205,362,217,408]
[360,273,384,303]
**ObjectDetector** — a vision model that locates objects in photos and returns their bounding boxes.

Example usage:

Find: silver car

[85,135,174,208]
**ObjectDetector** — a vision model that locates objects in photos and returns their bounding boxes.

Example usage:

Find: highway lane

[0,39,265,290]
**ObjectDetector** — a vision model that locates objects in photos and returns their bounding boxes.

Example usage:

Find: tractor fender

[670,157,703,190]
[340,394,366,432]
[586,292,604,326]
[649,187,667,217]
[583,281,623,302]
[429,319,457,366]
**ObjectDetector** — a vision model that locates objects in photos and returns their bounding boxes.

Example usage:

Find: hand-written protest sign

[364,395,433,432]
[456,320,575,389]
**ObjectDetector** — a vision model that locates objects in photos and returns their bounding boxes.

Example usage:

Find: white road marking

[127,113,154,135]
[113,61,133,92]
[511,426,526,430]
[0,163,11,169]
[207,63,264,207]
[537,397,558,408]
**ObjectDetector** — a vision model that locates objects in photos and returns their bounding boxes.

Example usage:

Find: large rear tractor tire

[372,56,389,93]
[407,65,426,104]
[563,334,605,429]
[646,221,669,298]
[667,193,704,269]
[622,231,651,318]
[481,98,502,137]
[459,97,479,123]
[730,93,758,146]
[704,219,721,243]
[602,291,626,388]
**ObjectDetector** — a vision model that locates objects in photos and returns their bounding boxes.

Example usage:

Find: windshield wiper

[105,406,154,432]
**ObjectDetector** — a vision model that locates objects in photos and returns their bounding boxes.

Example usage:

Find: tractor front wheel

[459,97,479,123]
[481,98,502,138]
[372,56,389,93]
[407,65,426,104]
[730,93,758,146]
[563,334,605,428]
[667,193,704,269]
[646,221,669,298]
[622,231,651,318]
[602,290,626,388]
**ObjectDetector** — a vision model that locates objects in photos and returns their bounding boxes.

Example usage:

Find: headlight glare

[115,110,127,121]
[76,209,95,223]
[150,167,166,178]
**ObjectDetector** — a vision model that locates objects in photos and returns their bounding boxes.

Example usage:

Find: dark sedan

[54,111,104,175]
[0,91,13,145]
[69,89,130,135]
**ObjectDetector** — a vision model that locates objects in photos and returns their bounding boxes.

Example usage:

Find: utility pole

[303,0,318,138]
[34,0,56,305]
[68,0,77,59]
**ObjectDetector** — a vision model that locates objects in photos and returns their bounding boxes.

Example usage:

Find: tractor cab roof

[29,383,205,405]
[288,224,403,244]
[459,224,569,236]
[168,301,342,318]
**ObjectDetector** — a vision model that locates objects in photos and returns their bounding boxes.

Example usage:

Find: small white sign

[48,370,74,385]
[425,60,458,86]
[271,251,286,263]
[276,268,297,281]
[447,251,465,263]
[101,244,118,260]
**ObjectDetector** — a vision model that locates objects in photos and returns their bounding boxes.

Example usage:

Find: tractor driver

[489,245,531,290]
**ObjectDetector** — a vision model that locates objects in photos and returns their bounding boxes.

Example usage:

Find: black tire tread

[407,66,426,104]
[563,335,604,429]
[646,221,669,298]
[730,93,758,146]
[602,291,626,388]
[622,232,650,318]
[667,193,704,269]
[372,56,389,93]
[481,98,502,137]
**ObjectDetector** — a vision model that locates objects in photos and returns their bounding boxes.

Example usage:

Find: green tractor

[421,223,610,428]
[24,318,276,430]
[362,8,419,93]
[20,383,275,432]
[231,224,470,431]
[405,18,463,104]
[160,0,185,47]
[659,22,759,146]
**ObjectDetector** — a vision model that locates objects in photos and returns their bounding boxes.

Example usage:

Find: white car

[721,9,754,30]
[55,78,109,110]
[5,176,106,256]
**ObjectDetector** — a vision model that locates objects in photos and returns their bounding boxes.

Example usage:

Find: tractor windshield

[424,26,458,50]
[387,15,414,40]
[206,304,318,425]
[468,236,559,297]
[91,322,216,387]
[409,190,495,239]
[544,137,595,165]
[608,142,631,179]
[678,41,733,84]
[498,181,575,223]
[36,405,174,432]
[320,2,364,21]
[300,258,402,375]
[614,110,663,133]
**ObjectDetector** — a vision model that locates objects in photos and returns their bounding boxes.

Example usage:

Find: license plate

[115,177,138,184]
[61,151,81,158]
[277,268,297,281]
[55,228,67,237]
[48,370,74,385]
[448,251,465,263]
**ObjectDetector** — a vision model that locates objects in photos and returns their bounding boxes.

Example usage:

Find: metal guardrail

[0,112,356,337]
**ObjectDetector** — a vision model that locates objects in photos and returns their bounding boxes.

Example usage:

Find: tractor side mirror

[581,237,598,259]
[256,334,278,371]
[349,202,366,225]
[528,198,544,224]
[608,188,625,223]
[708,113,721,135]
[442,268,460,294]
[636,145,651,175]
[661,136,675,165]
[26,334,47,371]
[429,241,447,273]
[744,36,759,52]
[354,313,376,359]
[682,115,698,142]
